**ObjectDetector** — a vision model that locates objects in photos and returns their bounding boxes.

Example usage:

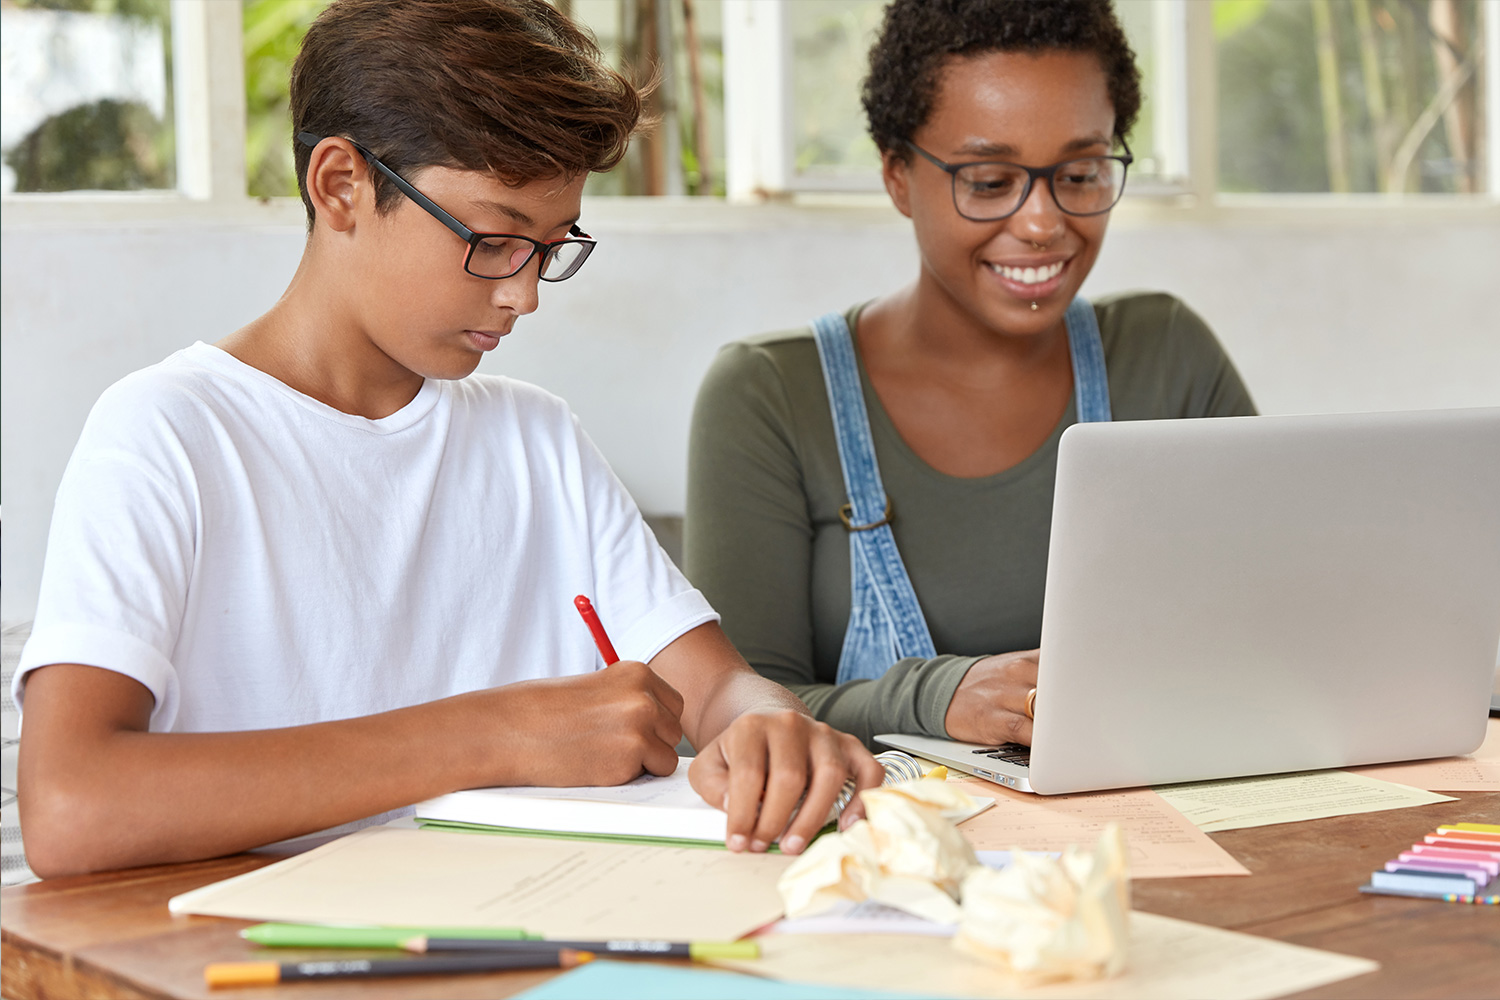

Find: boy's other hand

[503,660,684,787]
[687,712,883,856]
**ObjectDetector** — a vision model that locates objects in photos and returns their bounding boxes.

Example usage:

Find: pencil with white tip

[402,936,760,960]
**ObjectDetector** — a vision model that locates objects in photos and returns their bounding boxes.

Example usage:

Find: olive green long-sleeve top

[684,292,1256,747]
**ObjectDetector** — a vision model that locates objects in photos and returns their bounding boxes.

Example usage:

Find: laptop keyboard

[972,743,1031,768]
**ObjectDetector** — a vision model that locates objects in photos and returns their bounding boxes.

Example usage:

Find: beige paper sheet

[169,826,792,941]
[1347,717,1500,791]
[1154,770,1457,833]
[712,912,1377,1000]
[949,777,1249,879]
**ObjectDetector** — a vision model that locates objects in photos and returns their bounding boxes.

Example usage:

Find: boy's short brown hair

[290,0,640,224]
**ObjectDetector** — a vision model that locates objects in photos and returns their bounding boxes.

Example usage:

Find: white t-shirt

[15,343,716,734]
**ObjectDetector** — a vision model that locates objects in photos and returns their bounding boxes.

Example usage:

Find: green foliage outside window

[3,0,174,193]
[785,0,1162,184]
[573,0,726,197]
[241,0,721,200]
[1217,0,1486,194]
[10,0,165,18]
[244,0,331,199]
[789,0,883,178]
[8,99,172,192]
[8,0,1484,200]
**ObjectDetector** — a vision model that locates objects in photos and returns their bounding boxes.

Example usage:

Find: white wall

[4,201,1498,622]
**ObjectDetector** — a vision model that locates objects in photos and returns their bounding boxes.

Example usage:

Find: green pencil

[239,922,535,949]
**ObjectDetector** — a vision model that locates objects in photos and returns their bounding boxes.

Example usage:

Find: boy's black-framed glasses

[905,139,1133,222]
[297,132,595,281]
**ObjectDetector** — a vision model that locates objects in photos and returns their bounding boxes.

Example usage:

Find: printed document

[712,912,1378,1000]
[949,776,1249,878]
[1348,717,1500,791]
[170,826,792,942]
[1154,770,1456,833]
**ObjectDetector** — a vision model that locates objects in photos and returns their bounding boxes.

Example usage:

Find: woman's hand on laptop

[944,650,1040,746]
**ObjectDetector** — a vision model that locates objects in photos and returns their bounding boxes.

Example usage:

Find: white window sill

[3,190,1497,232]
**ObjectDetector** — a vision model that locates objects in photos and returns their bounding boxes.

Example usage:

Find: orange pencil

[205,949,592,988]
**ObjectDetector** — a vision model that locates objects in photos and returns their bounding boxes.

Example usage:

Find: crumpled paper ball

[778,778,980,924]
[952,822,1130,984]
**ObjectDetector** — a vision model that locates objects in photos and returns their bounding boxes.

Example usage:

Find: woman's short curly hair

[862,0,1141,157]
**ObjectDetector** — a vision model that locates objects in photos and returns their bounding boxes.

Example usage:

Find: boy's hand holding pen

[574,595,884,856]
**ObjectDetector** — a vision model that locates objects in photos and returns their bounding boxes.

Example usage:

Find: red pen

[574,595,620,666]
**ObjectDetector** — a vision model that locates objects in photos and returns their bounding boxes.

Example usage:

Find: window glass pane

[242,0,725,199]
[571,0,725,197]
[788,0,883,185]
[1114,0,1165,181]
[244,0,331,200]
[1,0,175,194]
[785,0,1166,190]
[1216,0,1488,193]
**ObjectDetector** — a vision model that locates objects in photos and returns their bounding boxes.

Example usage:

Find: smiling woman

[683,0,1258,751]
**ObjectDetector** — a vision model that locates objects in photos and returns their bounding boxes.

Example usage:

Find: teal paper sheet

[514,959,930,1000]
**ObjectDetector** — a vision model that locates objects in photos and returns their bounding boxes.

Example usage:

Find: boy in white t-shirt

[14,0,881,878]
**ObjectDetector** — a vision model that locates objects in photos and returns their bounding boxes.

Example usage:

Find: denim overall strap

[811,312,937,685]
[1065,297,1112,423]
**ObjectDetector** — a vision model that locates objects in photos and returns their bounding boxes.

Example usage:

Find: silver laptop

[879,408,1500,794]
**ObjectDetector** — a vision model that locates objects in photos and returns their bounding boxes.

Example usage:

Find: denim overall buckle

[839,500,893,531]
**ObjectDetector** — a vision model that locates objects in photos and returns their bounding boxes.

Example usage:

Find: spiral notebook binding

[834,749,927,817]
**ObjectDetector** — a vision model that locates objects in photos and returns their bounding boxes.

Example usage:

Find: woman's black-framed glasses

[906,139,1133,222]
[297,132,595,281]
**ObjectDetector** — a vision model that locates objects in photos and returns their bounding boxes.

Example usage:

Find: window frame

[2,0,1496,229]
[1,0,248,219]
[721,0,1500,211]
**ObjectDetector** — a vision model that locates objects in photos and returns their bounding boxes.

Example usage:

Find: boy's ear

[306,138,373,234]
[881,147,914,219]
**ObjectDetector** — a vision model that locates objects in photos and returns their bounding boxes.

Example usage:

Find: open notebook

[414,757,992,848]
[416,759,729,846]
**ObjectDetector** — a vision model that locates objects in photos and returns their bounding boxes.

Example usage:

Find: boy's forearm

[20,659,689,877]
[687,668,812,749]
[646,622,811,751]
[19,676,509,877]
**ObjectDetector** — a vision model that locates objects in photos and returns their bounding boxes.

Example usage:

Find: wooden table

[4,793,1498,1000]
